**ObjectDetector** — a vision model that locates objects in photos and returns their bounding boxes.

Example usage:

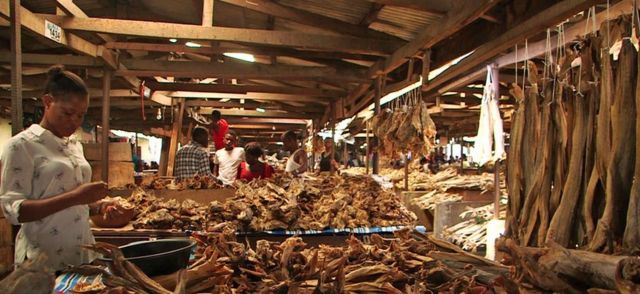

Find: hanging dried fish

[589,34,637,252]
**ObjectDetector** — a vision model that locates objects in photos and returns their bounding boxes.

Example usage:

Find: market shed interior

[1,0,640,293]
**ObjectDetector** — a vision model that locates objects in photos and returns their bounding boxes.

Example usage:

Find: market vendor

[174,126,214,180]
[213,131,245,185]
[318,137,340,172]
[238,142,274,181]
[282,130,307,175]
[0,65,126,271]
[209,110,228,151]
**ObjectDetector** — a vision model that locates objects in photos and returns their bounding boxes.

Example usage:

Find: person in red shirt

[210,110,229,150]
[238,142,274,181]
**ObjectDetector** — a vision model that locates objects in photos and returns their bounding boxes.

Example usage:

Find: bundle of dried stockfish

[506,16,639,252]
[371,100,437,158]
[69,225,511,293]
[206,174,416,231]
[412,190,463,211]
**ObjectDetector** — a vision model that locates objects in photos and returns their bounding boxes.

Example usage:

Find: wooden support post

[422,49,431,86]
[372,75,382,174]
[202,0,214,26]
[167,98,186,176]
[159,137,170,176]
[365,120,370,174]
[101,69,112,183]
[330,101,336,174]
[10,0,22,136]
[491,63,501,219]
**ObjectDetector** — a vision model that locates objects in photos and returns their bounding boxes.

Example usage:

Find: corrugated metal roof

[277,0,442,41]
[372,6,442,41]
[277,0,371,24]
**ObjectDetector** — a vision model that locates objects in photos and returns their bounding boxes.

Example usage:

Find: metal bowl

[100,239,196,276]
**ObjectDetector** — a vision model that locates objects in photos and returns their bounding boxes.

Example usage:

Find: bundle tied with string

[370,87,437,160]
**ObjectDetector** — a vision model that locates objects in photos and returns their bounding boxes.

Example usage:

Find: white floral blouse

[0,124,97,271]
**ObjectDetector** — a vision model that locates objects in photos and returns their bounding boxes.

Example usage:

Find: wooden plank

[167,98,186,177]
[104,41,383,60]
[101,69,111,182]
[219,0,401,40]
[83,142,133,162]
[145,80,345,96]
[40,15,400,55]
[0,51,104,67]
[202,0,214,26]
[10,0,22,136]
[117,59,366,82]
[216,109,316,119]
[424,0,601,94]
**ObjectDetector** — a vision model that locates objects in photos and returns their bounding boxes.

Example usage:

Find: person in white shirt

[213,131,245,185]
[0,65,126,271]
[282,130,307,175]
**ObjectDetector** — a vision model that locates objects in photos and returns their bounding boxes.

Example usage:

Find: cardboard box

[90,161,135,188]
[83,142,133,162]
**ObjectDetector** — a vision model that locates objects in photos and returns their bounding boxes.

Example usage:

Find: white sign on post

[44,20,62,43]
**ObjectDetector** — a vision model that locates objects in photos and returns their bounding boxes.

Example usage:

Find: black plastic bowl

[100,239,196,276]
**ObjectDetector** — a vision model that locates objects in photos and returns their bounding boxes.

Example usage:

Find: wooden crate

[89,161,135,188]
[83,142,133,162]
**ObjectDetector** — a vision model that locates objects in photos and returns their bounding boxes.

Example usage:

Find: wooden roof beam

[0,52,104,67]
[103,42,383,60]
[159,90,328,104]
[219,0,401,41]
[144,80,345,97]
[40,15,400,55]
[117,59,366,82]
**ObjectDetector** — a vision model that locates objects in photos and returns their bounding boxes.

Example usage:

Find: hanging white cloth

[473,65,505,166]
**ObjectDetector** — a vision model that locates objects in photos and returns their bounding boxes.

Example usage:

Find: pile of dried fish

[0,253,54,294]
[412,190,463,211]
[145,175,222,190]
[207,174,417,231]
[507,16,640,252]
[128,189,208,231]
[69,226,511,293]
[371,99,437,158]
[443,202,506,252]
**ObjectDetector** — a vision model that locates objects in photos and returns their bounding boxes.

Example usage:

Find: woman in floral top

[0,65,124,271]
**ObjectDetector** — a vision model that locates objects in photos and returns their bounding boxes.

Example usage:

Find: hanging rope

[515,44,519,89]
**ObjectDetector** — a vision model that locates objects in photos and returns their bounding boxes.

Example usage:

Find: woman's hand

[72,182,108,205]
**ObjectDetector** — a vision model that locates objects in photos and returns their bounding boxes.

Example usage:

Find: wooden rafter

[116,59,366,82]
[157,90,328,104]
[103,42,383,61]
[39,14,400,55]
[144,80,345,96]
